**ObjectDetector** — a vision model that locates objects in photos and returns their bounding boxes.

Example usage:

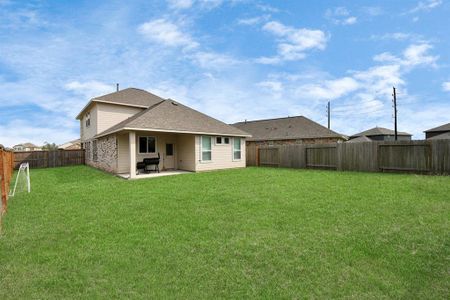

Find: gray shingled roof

[351,127,411,138]
[428,132,450,140]
[96,99,251,138]
[424,122,450,133]
[232,116,346,141]
[93,88,164,107]
[76,88,164,119]
[346,135,373,143]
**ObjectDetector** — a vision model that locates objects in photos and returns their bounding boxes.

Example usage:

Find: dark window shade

[139,137,147,153]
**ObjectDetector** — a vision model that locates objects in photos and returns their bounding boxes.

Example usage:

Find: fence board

[305,145,337,169]
[1,149,14,213]
[259,147,279,167]
[13,150,85,169]
[249,140,450,175]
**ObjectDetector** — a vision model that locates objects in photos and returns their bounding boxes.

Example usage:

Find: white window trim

[232,137,242,161]
[215,136,230,146]
[85,112,91,128]
[200,136,212,163]
[138,136,157,154]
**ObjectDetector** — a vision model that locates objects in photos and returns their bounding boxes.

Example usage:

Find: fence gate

[258,147,279,167]
[305,146,337,169]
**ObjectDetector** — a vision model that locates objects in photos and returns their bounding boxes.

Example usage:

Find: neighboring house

[349,127,412,141]
[232,116,347,147]
[345,135,372,143]
[13,143,42,152]
[424,122,450,139]
[58,139,81,150]
[76,88,250,177]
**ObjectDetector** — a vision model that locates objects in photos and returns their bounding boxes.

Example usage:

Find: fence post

[1,150,7,213]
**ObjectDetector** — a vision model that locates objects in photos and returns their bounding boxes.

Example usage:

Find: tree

[42,142,58,151]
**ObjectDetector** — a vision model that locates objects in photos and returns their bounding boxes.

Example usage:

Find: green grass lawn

[0,166,449,299]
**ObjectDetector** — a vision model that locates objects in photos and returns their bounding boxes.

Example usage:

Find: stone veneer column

[129,132,136,179]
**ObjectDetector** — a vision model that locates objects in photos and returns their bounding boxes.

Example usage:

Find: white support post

[26,162,30,193]
[129,132,136,179]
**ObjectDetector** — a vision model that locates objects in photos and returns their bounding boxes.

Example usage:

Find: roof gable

[76,88,164,119]
[232,116,346,141]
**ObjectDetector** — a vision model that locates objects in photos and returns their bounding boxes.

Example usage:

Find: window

[139,136,156,153]
[85,112,91,127]
[215,136,230,145]
[233,138,241,160]
[92,140,98,162]
[201,136,212,161]
[166,143,174,156]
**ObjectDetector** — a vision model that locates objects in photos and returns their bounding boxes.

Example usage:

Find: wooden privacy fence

[1,149,14,213]
[14,150,85,169]
[248,140,450,175]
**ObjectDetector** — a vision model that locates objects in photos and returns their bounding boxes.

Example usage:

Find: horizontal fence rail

[1,149,14,213]
[14,150,85,169]
[248,140,450,175]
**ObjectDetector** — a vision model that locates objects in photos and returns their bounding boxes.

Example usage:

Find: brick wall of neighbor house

[248,137,343,147]
[86,135,118,173]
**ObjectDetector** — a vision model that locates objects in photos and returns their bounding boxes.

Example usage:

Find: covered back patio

[116,130,196,179]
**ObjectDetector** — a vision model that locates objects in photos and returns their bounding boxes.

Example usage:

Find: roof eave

[95,127,252,139]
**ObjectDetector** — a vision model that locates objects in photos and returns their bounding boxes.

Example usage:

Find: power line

[393,86,398,140]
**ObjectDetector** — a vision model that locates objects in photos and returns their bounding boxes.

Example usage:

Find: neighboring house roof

[424,122,450,133]
[96,99,251,138]
[428,132,450,140]
[231,116,346,142]
[346,135,372,143]
[351,127,411,138]
[59,139,81,149]
[14,142,39,148]
[76,88,165,119]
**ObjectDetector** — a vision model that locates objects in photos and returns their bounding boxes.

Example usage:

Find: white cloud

[325,7,357,25]
[167,0,194,9]
[257,80,283,92]
[361,6,383,16]
[402,43,438,67]
[372,43,438,68]
[370,32,417,41]
[406,0,442,14]
[442,81,450,92]
[256,4,280,13]
[295,77,359,100]
[64,81,115,99]
[190,51,240,69]
[237,15,270,26]
[138,19,198,49]
[258,21,327,63]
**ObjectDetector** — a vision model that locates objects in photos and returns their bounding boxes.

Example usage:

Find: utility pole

[327,101,331,129]
[392,87,398,141]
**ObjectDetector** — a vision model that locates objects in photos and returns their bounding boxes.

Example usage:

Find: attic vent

[171,101,178,106]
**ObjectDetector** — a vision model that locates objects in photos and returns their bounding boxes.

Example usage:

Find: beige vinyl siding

[80,104,98,141]
[117,133,130,173]
[96,103,143,134]
[195,135,246,171]
[176,134,196,171]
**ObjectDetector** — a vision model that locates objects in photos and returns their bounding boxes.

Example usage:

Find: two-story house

[76,88,250,178]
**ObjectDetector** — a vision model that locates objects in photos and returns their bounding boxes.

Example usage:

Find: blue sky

[1,0,449,146]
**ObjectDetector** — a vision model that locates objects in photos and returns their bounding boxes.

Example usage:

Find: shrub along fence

[1,149,14,213]
[247,140,450,175]
[13,149,85,169]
